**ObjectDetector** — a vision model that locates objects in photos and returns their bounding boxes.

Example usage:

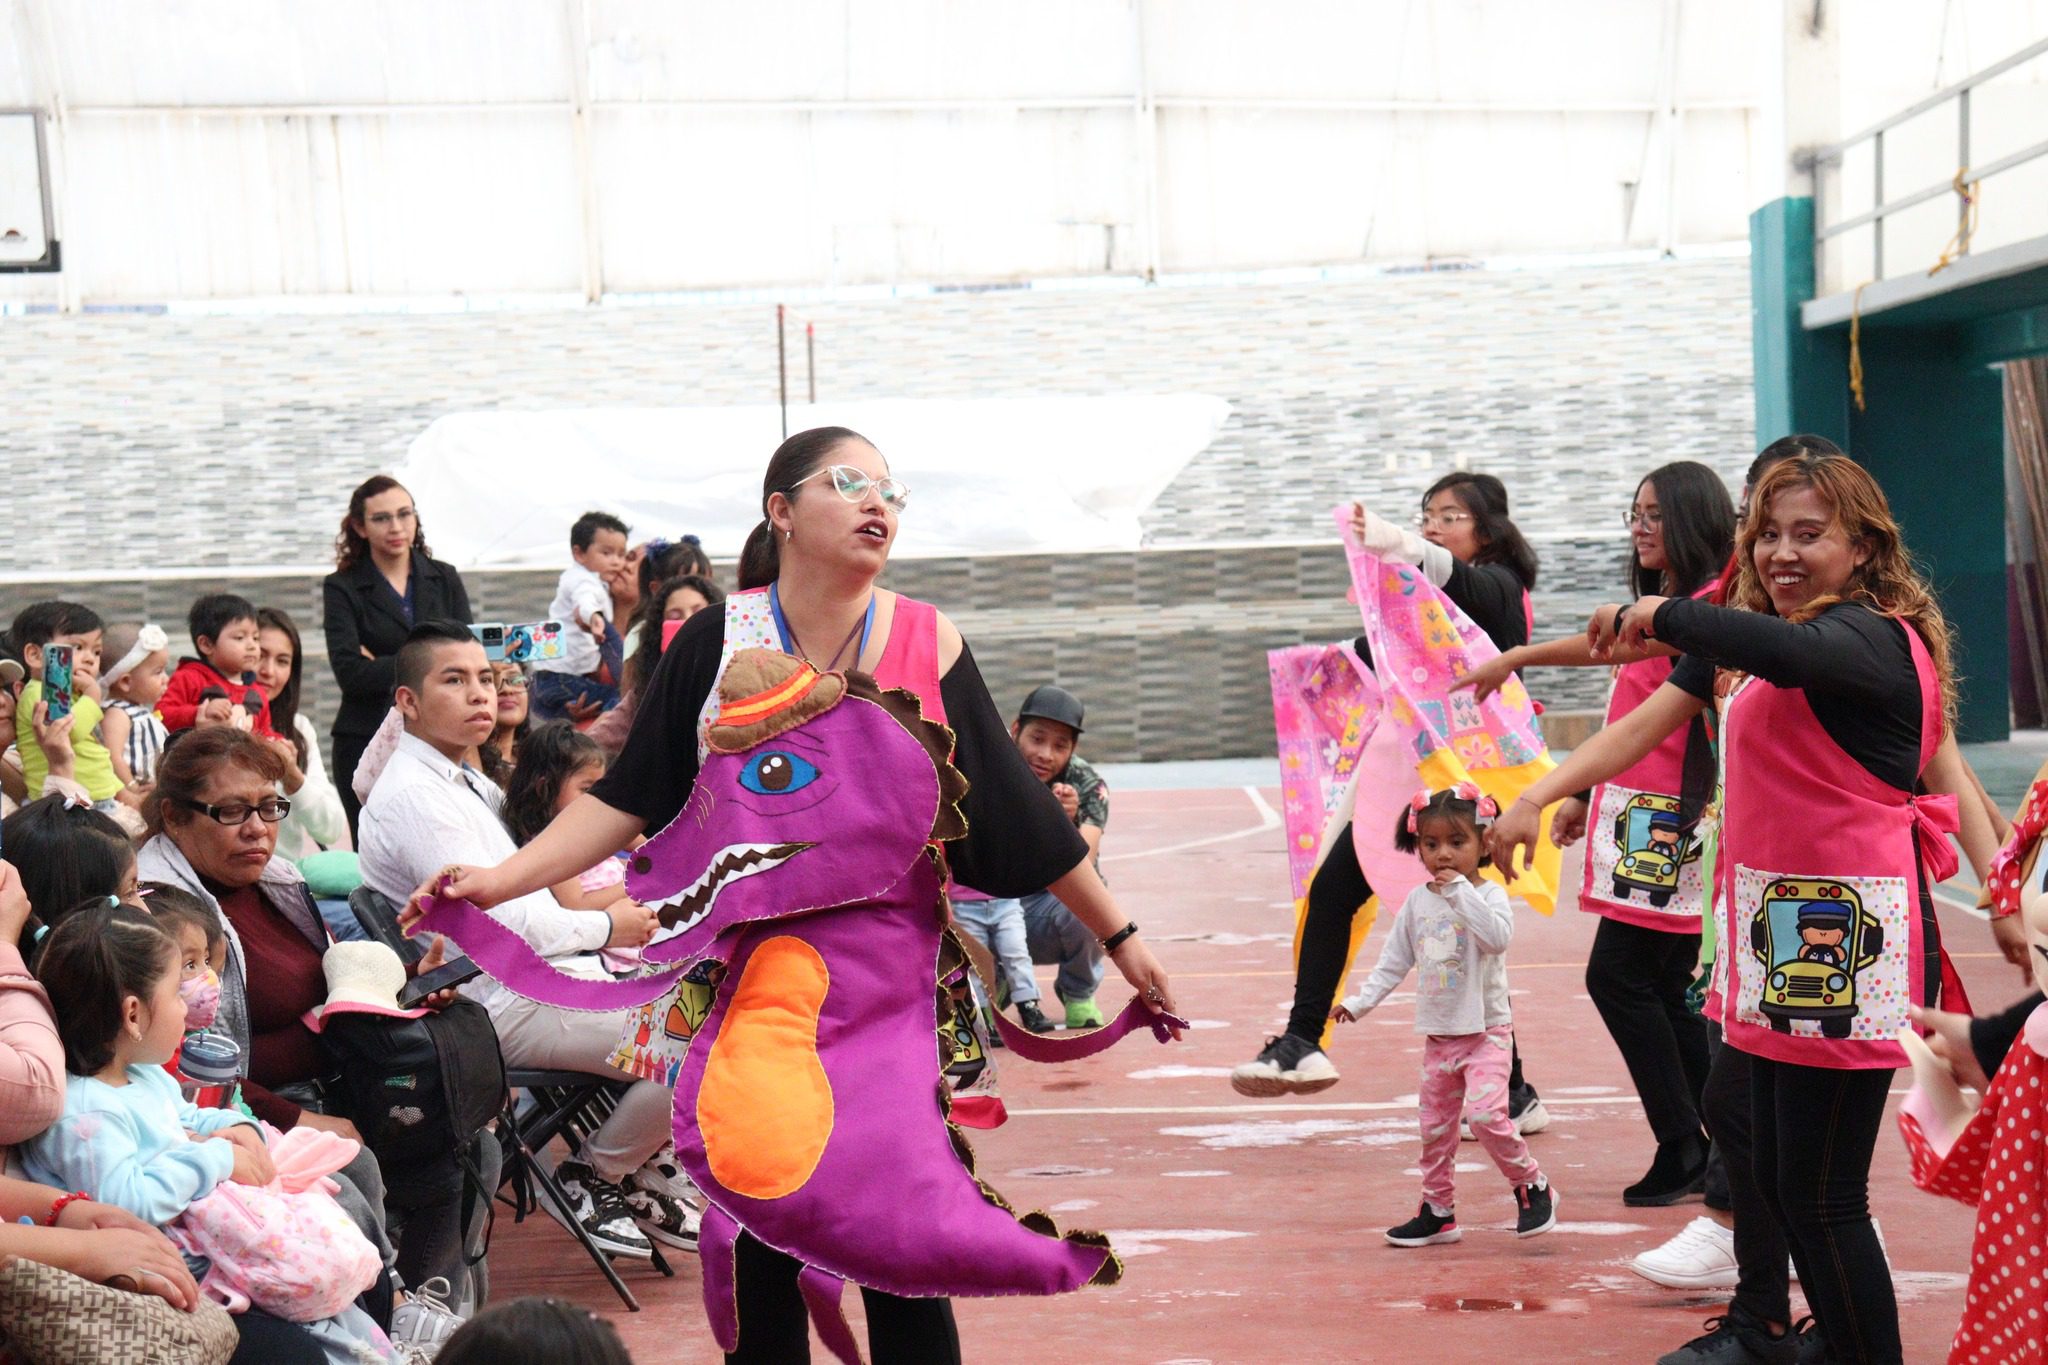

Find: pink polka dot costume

[1898,777,2048,1363]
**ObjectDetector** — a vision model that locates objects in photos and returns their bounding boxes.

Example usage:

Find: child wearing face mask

[143,885,249,1117]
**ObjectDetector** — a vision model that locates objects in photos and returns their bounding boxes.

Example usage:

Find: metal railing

[1808,34,2048,281]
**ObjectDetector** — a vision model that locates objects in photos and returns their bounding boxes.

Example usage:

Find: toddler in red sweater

[159,593,278,738]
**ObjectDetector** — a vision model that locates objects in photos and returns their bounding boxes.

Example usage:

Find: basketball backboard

[0,110,59,273]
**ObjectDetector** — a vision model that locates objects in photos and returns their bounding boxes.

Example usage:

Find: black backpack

[320,998,507,1177]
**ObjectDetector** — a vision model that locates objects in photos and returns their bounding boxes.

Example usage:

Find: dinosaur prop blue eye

[740,752,819,796]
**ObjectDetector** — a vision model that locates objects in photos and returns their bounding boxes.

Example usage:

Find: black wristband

[1101,922,1139,953]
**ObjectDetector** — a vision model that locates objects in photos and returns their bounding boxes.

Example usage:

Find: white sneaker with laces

[1629,1215,1738,1290]
[389,1276,465,1359]
[624,1146,705,1251]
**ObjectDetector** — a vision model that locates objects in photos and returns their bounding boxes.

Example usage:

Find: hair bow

[60,790,91,812]
[1405,782,1501,834]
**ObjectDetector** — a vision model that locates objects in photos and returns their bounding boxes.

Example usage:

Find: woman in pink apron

[1460,461,1735,1207]
[427,427,1178,1364]
[1491,452,1955,1365]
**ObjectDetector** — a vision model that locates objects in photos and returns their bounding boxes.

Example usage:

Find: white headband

[100,624,168,689]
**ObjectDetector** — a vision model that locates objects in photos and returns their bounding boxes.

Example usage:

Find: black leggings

[1584,917,1710,1146]
[333,730,372,841]
[728,1232,961,1364]
[1750,1056,1898,1364]
[1288,824,1534,1098]
[1701,1039,1790,1326]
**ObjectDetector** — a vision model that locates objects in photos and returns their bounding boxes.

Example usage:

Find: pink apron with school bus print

[1579,585,1719,934]
[1715,620,1957,1070]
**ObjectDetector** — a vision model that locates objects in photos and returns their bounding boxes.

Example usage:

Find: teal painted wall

[1750,197,1849,449]
[1846,336,2010,742]
[1749,194,2010,740]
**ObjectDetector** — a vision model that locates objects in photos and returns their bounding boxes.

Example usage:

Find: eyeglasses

[792,464,911,513]
[1412,510,1473,530]
[182,797,292,826]
[364,509,416,529]
[1622,509,1664,530]
[493,673,530,690]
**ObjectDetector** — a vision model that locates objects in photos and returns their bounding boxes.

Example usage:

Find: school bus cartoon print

[1749,878,1884,1039]
[1611,792,1700,907]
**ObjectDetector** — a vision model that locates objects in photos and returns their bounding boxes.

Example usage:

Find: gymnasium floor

[486,776,2001,1362]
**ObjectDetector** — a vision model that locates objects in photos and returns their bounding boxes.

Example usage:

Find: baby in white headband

[98,623,171,793]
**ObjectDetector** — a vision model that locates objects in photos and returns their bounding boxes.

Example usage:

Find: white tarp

[397,395,1229,569]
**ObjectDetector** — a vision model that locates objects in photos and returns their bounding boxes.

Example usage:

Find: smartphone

[505,621,566,665]
[469,623,509,663]
[396,955,482,1009]
[40,644,74,724]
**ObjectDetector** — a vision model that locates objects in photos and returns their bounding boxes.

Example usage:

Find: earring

[785,530,793,543]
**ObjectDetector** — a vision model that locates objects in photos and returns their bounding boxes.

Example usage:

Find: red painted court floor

[486,784,2000,1362]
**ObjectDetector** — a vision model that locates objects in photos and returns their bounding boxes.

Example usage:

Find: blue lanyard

[768,583,876,670]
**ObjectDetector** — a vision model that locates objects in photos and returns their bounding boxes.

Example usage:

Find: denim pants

[530,669,619,721]
[951,897,1039,1006]
[1020,891,1105,1003]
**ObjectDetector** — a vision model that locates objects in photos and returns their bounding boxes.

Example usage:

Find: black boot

[1625,1129,1710,1207]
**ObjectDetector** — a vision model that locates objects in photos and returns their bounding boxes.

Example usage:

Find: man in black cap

[948,683,1112,1032]
[1011,685,1111,1029]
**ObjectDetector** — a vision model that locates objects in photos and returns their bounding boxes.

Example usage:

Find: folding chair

[346,888,674,1309]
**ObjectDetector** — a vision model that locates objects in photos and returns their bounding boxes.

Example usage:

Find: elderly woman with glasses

[134,725,470,1306]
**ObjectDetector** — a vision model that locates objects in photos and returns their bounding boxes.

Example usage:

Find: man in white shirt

[358,621,696,1257]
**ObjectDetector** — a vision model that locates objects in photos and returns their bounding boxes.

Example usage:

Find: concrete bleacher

[8,252,1758,759]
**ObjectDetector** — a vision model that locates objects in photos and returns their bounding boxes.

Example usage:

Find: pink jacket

[0,944,65,1148]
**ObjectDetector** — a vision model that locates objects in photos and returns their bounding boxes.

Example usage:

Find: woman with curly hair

[1491,452,1957,1365]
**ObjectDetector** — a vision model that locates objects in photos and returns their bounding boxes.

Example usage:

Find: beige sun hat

[301,942,431,1032]
[704,648,847,754]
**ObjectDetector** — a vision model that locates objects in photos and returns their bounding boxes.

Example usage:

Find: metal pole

[806,322,816,404]
[1872,128,1884,278]
[1957,86,1972,257]
[777,304,788,440]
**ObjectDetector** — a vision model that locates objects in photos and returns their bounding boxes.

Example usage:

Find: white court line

[1102,785,1280,864]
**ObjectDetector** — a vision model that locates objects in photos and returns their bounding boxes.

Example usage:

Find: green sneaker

[1062,996,1105,1030]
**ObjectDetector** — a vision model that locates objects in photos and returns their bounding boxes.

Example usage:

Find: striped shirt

[106,698,168,786]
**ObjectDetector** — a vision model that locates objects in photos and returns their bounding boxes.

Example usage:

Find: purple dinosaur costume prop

[417,649,1181,1362]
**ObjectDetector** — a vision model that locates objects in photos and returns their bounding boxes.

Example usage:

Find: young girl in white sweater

[1332,784,1558,1245]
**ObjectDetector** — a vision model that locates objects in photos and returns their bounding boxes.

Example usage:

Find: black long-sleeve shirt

[590,603,1088,898]
[1657,598,1921,791]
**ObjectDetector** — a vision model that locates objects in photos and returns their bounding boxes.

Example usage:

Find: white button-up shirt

[358,731,610,1015]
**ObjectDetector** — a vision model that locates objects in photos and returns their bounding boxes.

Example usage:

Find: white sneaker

[1630,1216,1738,1290]
[545,1158,654,1259]
[389,1277,464,1359]
[1461,1098,1551,1141]
[1229,1034,1340,1097]
[624,1147,704,1251]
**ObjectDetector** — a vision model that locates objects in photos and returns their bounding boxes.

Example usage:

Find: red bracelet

[43,1190,91,1227]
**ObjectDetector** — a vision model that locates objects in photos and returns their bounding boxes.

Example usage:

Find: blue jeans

[530,669,619,721]
[1020,890,1104,1003]
[952,897,1039,1006]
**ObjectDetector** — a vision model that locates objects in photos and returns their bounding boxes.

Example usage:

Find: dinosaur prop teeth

[653,842,813,935]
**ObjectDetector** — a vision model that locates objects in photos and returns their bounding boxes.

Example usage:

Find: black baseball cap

[1017,685,1084,736]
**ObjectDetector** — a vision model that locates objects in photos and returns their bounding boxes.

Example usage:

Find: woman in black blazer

[322,475,472,837]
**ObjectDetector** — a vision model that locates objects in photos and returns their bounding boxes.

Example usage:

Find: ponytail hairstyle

[1,795,134,937]
[1420,472,1538,589]
[1628,461,1736,600]
[737,427,875,590]
[35,903,176,1076]
[1730,452,1957,735]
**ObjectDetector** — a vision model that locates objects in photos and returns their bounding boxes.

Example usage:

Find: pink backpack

[169,1127,381,1322]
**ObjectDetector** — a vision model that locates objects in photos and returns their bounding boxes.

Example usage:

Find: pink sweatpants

[1417,1025,1542,1211]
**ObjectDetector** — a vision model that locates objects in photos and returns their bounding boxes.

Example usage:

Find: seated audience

[97,622,172,798]
[132,727,470,1310]
[253,606,348,860]
[6,601,123,809]
[357,622,692,1258]
[480,659,531,791]
[532,512,631,721]
[590,574,725,757]
[159,594,277,738]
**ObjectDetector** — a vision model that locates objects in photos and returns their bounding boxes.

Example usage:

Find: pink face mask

[180,968,222,1031]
